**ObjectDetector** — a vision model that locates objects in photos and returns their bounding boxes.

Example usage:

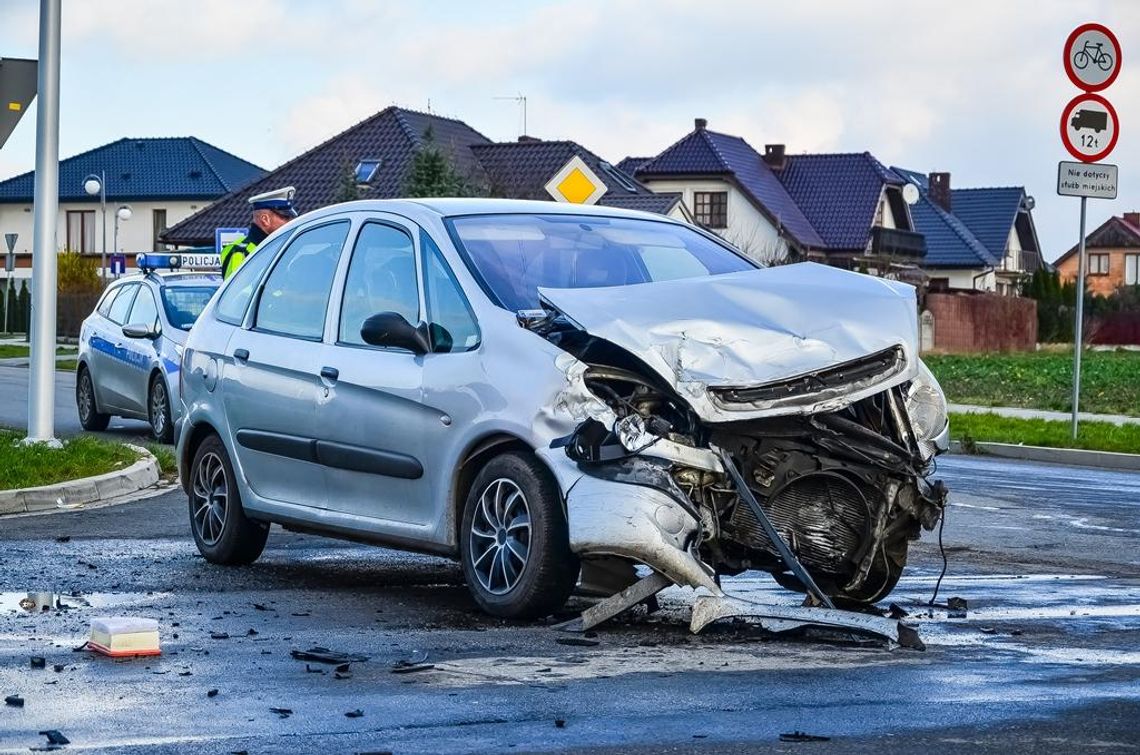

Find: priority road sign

[1057,160,1118,200]
[1060,92,1118,163]
[1064,23,1121,92]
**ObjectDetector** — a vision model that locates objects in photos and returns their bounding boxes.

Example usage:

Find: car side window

[339,222,419,346]
[106,284,138,325]
[215,233,289,325]
[127,287,159,328]
[96,287,118,317]
[255,221,349,340]
[421,231,480,353]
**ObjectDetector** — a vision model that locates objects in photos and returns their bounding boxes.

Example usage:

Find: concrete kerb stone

[949,440,1140,472]
[0,443,160,516]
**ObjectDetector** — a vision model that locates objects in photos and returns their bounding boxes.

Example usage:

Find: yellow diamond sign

[545,155,608,205]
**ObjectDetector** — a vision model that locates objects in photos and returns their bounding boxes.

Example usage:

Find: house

[1054,212,1140,296]
[891,168,1042,295]
[162,107,491,247]
[473,137,687,219]
[163,106,670,248]
[624,118,924,269]
[0,137,265,278]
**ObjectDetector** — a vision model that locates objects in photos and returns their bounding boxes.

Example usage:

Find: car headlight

[905,360,948,456]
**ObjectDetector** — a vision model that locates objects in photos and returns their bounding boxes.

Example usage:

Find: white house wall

[0,199,209,279]
[638,178,786,262]
[927,267,996,292]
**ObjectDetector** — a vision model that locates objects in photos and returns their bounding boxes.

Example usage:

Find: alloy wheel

[150,380,167,438]
[469,478,532,595]
[191,451,228,546]
[78,373,93,423]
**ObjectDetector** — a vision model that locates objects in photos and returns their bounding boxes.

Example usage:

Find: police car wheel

[148,374,173,444]
[76,366,110,431]
[188,434,268,565]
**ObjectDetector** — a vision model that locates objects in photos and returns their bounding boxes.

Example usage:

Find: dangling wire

[927,502,948,606]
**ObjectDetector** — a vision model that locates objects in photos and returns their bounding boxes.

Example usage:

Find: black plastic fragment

[290,647,368,665]
[30,656,46,669]
[780,731,830,742]
[39,730,71,745]
[4,695,23,707]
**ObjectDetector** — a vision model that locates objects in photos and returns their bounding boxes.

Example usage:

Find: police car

[76,254,220,442]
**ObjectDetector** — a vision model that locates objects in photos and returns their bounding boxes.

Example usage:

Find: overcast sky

[2,0,1137,261]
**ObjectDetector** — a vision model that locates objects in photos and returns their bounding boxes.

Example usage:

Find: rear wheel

[148,374,173,443]
[188,434,268,565]
[460,451,578,619]
[76,366,110,431]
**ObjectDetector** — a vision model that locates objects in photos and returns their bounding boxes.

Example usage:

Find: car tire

[76,366,110,431]
[188,433,268,565]
[460,451,578,619]
[148,373,174,444]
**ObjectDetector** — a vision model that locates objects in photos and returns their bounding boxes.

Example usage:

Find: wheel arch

[180,420,220,493]
[450,432,545,549]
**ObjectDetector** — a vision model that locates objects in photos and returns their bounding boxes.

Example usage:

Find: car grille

[709,346,905,406]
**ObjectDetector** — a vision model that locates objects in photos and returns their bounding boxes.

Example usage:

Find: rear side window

[215,233,288,325]
[127,287,159,328]
[256,221,349,340]
[96,287,119,317]
[106,284,138,325]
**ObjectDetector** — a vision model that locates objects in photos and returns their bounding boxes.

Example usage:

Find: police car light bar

[136,253,182,273]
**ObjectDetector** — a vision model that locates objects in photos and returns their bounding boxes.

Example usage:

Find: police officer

[220,186,298,280]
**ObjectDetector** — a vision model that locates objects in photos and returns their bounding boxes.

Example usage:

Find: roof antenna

[493,93,527,137]
[426,98,432,114]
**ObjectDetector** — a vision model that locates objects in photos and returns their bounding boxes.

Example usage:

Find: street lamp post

[114,205,132,256]
[83,171,107,282]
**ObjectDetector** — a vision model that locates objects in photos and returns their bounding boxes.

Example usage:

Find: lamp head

[117,206,132,221]
[83,177,101,196]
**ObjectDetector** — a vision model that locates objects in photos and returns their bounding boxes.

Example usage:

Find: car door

[221,219,351,509]
[317,216,435,529]
[117,284,161,416]
[94,282,139,413]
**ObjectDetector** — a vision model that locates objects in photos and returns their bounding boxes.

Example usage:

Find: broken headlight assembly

[905,361,949,458]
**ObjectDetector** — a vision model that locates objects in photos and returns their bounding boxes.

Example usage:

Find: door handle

[233,348,249,362]
[320,366,339,382]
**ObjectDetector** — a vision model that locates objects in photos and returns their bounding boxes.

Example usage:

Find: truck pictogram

[1071,109,1108,132]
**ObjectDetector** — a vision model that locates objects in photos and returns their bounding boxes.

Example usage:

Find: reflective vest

[220,236,257,280]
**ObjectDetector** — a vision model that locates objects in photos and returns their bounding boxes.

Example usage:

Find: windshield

[160,285,218,330]
[447,214,755,311]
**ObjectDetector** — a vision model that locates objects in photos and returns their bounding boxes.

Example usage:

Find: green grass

[56,359,78,372]
[0,428,142,490]
[140,441,177,480]
[950,412,1140,455]
[926,350,1140,417]
[0,344,77,358]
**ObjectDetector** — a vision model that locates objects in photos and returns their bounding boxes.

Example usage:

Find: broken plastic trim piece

[690,594,925,650]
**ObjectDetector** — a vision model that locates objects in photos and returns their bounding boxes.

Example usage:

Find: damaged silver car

[177,199,948,634]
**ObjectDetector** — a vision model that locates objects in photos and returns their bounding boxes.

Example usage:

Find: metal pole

[1071,196,1088,439]
[26,0,61,444]
[100,169,106,285]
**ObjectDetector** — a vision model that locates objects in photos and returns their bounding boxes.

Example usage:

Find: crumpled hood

[539,263,919,421]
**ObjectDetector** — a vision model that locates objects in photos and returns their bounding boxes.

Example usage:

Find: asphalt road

[0,364,152,441]
[1,455,1138,753]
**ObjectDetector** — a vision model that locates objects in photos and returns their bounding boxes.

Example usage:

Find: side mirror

[122,322,159,339]
[360,312,430,355]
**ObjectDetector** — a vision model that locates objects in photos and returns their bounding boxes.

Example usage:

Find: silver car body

[79,271,220,425]
[177,199,948,604]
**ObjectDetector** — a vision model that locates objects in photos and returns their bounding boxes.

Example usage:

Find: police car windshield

[160,286,218,330]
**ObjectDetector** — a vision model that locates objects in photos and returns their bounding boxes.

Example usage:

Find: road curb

[0,443,160,516]
[950,440,1140,472]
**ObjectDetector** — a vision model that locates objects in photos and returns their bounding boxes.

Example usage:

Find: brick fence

[922,293,1037,352]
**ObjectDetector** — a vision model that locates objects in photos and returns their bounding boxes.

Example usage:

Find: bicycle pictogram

[1073,39,1113,72]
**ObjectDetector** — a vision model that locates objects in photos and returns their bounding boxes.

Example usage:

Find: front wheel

[188,434,268,565]
[148,374,173,443]
[460,452,578,619]
[76,366,110,431]
[1073,50,1090,69]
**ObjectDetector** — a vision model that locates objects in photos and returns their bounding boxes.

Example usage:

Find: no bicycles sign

[1064,23,1121,92]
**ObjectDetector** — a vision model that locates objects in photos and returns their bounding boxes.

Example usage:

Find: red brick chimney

[1123,211,1140,227]
[928,172,951,212]
[763,144,786,170]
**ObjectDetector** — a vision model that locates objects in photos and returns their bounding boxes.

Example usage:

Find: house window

[354,159,381,185]
[693,191,728,229]
[1126,254,1139,286]
[152,209,167,251]
[66,210,95,253]
[1089,253,1110,275]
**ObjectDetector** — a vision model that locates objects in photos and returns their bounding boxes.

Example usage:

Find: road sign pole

[1071,196,1088,439]
[26,0,61,446]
